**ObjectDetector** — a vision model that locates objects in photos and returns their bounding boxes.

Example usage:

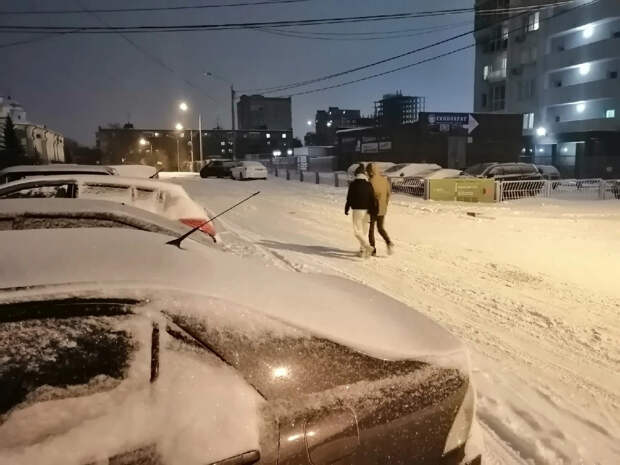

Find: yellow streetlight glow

[179,102,189,112]
[175,123,184,131]
[139,138,147,146]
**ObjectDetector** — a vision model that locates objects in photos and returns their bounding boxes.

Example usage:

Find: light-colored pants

[351,209,371,250]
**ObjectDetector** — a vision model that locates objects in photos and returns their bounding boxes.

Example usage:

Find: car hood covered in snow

[0,228,467,369]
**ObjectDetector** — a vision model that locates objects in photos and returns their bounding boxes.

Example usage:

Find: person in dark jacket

[345,164,377,258]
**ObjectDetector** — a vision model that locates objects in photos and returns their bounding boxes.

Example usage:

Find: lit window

[282,133,287,139]
[606,109,616,118]
[582,25,594,39]
[483,65,490,80]
[536,127,547,137]
[527,12,540,32]
[266,133,271,139]
[501,58,507,70]
[287,149,293,155]
[220,141,225,146]
[579,63,590,75]
[523,112,535,130]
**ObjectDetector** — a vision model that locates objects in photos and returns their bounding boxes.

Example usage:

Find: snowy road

[169,174,620,465]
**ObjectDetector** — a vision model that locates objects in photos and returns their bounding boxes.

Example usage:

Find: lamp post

[179,102,204,168]
[175,123,184,172]
[204,72,237,159]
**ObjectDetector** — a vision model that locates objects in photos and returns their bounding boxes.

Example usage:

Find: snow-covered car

[462,162,543,182]
[392,169,463,197]
[0,227,483,465]
[0,164,116,184]
[0,175,217,241]
[109,164,159,178]
[200,159,236,178]
[535,164,561,180]
[0,198,217,248]
[230,161,268,180]
[383,163,442,181]
[346,161,395,178]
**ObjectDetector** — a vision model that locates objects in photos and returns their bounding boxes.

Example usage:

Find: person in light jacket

[366,163,394,256]
[345,164,377,258]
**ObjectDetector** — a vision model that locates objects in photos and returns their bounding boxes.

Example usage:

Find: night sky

[1,0,475,145]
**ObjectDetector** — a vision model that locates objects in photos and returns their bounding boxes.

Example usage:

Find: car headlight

[443,378,476,455]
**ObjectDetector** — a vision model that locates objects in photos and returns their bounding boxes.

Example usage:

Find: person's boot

[387,243,395,255]
[371,247,377,257]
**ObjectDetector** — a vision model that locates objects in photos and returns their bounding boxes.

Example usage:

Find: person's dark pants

[369,215,391,248]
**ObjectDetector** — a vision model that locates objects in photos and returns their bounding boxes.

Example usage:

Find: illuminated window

[606,109,616,118]
[523,112,535,130]
[527,12,540,32]
[483,65,490,80]
[282,133,287,139]
[266,133,271,139]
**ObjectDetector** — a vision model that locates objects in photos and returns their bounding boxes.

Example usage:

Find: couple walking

[345,163,394,258]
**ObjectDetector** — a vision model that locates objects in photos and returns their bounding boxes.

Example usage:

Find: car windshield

[463,163,493,176]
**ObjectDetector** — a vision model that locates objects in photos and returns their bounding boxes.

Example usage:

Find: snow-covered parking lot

[169,174,620,465]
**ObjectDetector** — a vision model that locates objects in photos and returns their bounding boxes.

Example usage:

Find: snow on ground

[168,174,620,465]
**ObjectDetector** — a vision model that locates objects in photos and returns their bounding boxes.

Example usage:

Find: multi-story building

[236,94,292,131]
[374,93,426,128]
[315,107,363,145]
[96,125,293,170]
[0,96,64,163]
[474,0,620,178]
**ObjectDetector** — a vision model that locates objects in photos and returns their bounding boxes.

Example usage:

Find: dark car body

[0,228,482,465]
[200,159,236,178]
[463,162,543,182]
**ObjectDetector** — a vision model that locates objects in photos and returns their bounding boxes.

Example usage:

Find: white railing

[497,179,620,202]
[391,178,426,198]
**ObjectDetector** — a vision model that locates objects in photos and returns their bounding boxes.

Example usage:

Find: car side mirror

[208,450,260,465]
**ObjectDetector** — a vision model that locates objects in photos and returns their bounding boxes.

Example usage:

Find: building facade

[336,112,524,171]
[374,93,426,128]
[0,96,64,163]
[474,0,620,178]
[315,107,363,145]
[96,125,293,170]
[237,95,292,131]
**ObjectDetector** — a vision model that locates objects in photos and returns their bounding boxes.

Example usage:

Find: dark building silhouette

[237,95,292,130]
[314,107,363,145]
[375,93,426,128]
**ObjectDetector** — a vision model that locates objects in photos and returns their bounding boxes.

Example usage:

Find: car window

[384,164,409,173]
[0,300,139,415]
[488,167,503,176]
[80,183,132,201]
[0,184,73,199]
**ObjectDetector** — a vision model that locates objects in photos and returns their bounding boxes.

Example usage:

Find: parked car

[0,198,217,247]
[462,162,543,181]
[0,164,116,184]
[346,161,395,178]
[0,227,482,465]
[536,164,561,180]
[0,175,217,241]
[383,163,442,182]
[200,159,236,178]
[393,169,463,197]
[230,161,268,180]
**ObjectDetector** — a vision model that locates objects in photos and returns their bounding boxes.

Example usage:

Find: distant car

[230,161,268,180]
[0,198,217,247]
[346,162,395,178]
[0,164,116,184]
[0,227,482,465]
[383,163,442,182]
[0,175,217,241]
[462,162,543,182]
[109,164,159,178]
[200,159,236,178]
[536,164,561,180]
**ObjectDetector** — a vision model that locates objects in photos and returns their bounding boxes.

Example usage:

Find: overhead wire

[241,0,576,94]
[0,0,317,15]
[275,0,598,97]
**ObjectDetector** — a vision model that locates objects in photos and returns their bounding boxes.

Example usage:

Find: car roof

[0,164,113,175]
[0,228,464,364]
[0,174,188,195]
[0,198,214,246]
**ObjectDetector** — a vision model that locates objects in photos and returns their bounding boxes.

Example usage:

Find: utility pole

[231,85,237,161]
[198,114,203,165]
[176,138,180,172]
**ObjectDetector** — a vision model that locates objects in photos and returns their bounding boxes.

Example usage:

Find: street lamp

[178,102,204,168]
[139,137,153,154]
[175,123,184,131]
[179,101,189,112]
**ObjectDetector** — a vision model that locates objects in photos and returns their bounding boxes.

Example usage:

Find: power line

[0,5,557,34]
[241,0,575,94]
[0,0,316,15]
[74,0,217,102]
[275,0,598,98]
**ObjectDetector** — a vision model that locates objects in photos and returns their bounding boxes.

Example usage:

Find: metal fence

[497,178,620,201]
[273,167,349,187]
[391,178,426,198]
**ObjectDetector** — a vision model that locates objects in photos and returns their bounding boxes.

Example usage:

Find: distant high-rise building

[237,94,292,131]
[374,93,426,128]
[473,0,620,178]
[315,107,363,145]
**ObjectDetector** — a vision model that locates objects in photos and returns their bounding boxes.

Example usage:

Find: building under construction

[374,92,426,128]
